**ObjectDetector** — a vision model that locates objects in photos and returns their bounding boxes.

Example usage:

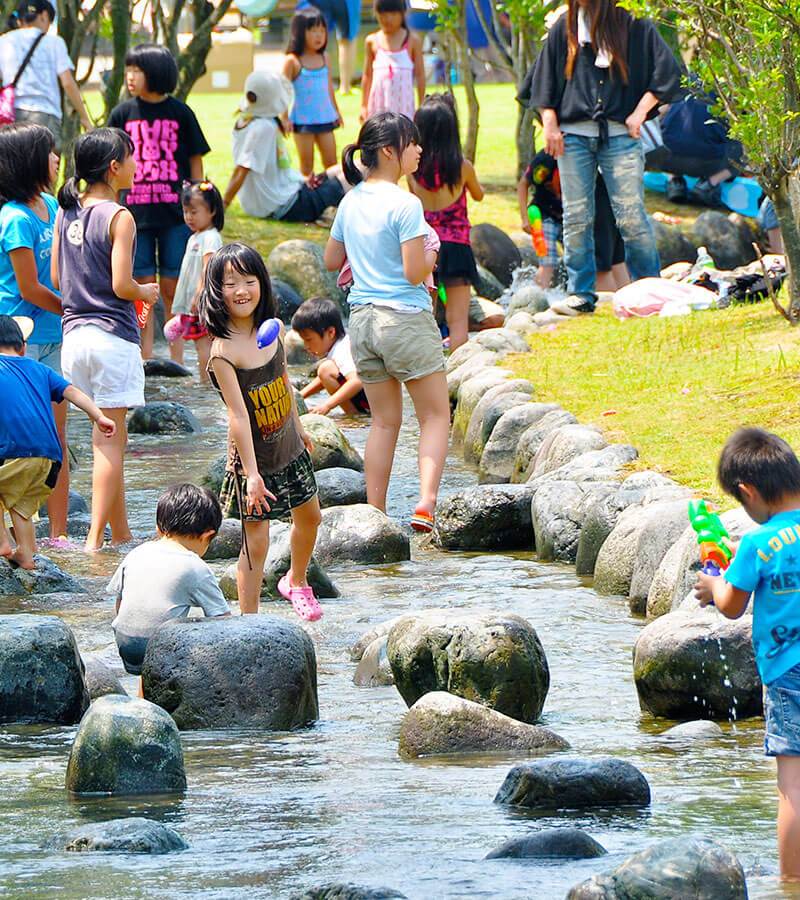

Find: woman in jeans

[529,0,682,314]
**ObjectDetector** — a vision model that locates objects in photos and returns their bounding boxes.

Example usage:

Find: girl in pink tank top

[409,94,485,351]
[361,0,424,122]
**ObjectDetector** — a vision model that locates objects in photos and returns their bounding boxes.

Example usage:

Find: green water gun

[438,283,447,306]
[688,499,735,575]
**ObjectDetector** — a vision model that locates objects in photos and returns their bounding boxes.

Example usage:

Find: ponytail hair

[7,0,54,29]
[58,127,134,210]
[342,111,419,185]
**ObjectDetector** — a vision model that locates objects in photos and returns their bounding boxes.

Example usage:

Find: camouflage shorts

[219,449,318,521]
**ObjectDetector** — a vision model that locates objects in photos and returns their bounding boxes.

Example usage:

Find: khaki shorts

[349,304,445,384]
[0,457,55,519]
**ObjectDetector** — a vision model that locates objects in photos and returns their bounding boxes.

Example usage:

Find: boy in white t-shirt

[292,296,370,416]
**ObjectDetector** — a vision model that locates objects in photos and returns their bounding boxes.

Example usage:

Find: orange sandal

[410,508,435,533]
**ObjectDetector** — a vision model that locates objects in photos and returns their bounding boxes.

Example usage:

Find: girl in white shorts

[51,128,160,551]
[324,111,449,532]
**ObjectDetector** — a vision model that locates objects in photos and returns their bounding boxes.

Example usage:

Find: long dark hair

[565,0,630,83]
[6,0,54,30]
[286,6,327,56]
[57,127,134,210]
[200,242,277,340]
[374,0,407,27]
[414,93,463,190]
[342,112,419,185]
[0,123,54,209]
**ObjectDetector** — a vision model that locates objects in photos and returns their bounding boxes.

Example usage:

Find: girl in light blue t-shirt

[324,112,448,534]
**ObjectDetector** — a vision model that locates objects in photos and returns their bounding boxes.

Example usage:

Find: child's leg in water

[361,378,403,512]
[8,508,35,569]
[86,408,131,551]
[443,281,470,351]
[404,371,449,517]
[238,519,269,613]
[288,496,322,587]
[778,756,800,879]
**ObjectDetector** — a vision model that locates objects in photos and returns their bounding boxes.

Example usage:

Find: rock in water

[272,277,304,323]
[494,758,651,810]
[9,555,86,594]
[202,452,227,496]
[350,617,406,661]
[301,413,363,471]
[451,369,514,443]
[143,358,192,378]
[128,401,201,435]
[479,403,560,484]
[285,328,316,365]
[567,836,747,899]
[510,410,578,483]
[293,388,309,415]
[532,481,617,563]
[291,886,407,900]
[0,559,23,595]
[388,610,550,723]
[64,818,188,854]
[475,265,505,300]
[204,518,243,560]
[267,239,345,307]
[463,387,533,466]
[633,607,762,720]
[39,489,88,517]
[486,828,607,860]
[142,617,319,730]
[398,691,568,758]
[315,468,367,507]
[81,654,126,699]
[353,635,395,687]
[470,223,522,286]
[0,614,89,723]
[314,504,410,565]
[432,484,534,550]
[661,720,724,740]
[65,695,186,795]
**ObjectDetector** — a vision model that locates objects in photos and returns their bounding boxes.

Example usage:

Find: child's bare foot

[0,538,12,559]
[9,548,36,570]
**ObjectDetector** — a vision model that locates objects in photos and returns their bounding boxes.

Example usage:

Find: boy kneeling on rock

[109,483,231,683]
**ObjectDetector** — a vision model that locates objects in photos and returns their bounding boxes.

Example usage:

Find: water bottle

[695,246,715,270]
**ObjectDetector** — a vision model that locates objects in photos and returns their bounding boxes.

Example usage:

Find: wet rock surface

[64,818,188,854]
[486,827,607,860]
[128,402,201,435]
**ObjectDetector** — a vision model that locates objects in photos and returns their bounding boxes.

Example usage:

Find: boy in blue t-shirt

[0,315,116,569]
[695,427,800,880]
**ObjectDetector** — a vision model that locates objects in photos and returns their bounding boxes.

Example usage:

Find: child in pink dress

[360,0,425,122]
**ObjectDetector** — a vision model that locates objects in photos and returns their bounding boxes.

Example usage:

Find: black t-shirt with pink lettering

[108,96,210,230]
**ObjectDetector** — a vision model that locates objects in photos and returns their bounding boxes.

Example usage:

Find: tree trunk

[771,175,800,323]
[103,0,132,118]
[516,103,535,178]
[175,0,237,101]
[460,43,479,161]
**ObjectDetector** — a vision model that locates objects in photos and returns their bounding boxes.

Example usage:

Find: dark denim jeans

[560,132,661,306]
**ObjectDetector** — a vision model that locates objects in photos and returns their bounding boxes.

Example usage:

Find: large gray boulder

[470,327,530,354]
[692,210,757,270]
[446,340,489,374]
[291,885,407,900]
[471,223,522,286]
[475,265,505,300]
[504,310,539,335]
[65,695,186,795]
[479,403,560,484]
[301,413,363,472]
[452,368,514,442]
[388,610,550,723]
[267,239,345,306]
[315,468,367,507]
[314,504,410,566]
[143,358,191,378]
[128,401,201,434]
[446,350,500,402]
[527,424,607,480]
[463,386,533,466]
[567,836,747,900]
[532,481,617,563]
[628,500,691,614]
[652,219,697,268]
[647,536,692,619]
[64,818,188,854]
[272,277,304,324]
[486,828,607,860]
[82,654,126,699]
[4,555,86,595]
[432,484,534,551]
[633,607,762,720]
[142,616,318,730]
[398,691,568,758]
[205,518,242,560]
[0,614,89,724]
[350,617,406,661]
[353,635,394,687]
[533,443,638,485]
[510,410,578,483]
[495,758,651,810]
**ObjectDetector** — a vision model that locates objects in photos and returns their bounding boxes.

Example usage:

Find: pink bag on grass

[613,278,716,319]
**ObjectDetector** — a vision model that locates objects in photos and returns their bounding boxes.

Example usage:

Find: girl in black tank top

[201,243,322,622]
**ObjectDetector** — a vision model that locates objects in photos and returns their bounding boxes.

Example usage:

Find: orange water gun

[528,204,547,259]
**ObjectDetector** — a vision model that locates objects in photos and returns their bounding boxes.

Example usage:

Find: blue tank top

[290,62,338,127]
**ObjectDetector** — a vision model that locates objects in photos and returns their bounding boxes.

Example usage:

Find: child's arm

[279,324,314,451]
[300,375,324,399]
[326,52,343,124]
[360,34,375,122]
[109,210,161,305]
[324,236,347,272]
[190,250,215,315]
[694,572,751,618]
[316,371,365,416]
[224,166,249,210]
[463,160,484,202]
[62,384,116,435]
[10,249,62,314]
[411,33,426,108]
[401,235,435,285]
[51,209,61,291]
[281,56,300,131]
[189,154,204,181]
[517,173,531,232]
[210,355,275,515]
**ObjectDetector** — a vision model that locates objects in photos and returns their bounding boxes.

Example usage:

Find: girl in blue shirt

[0,122,70,543]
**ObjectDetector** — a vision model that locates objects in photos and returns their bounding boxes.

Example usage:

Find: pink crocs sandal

[277,574,323,622]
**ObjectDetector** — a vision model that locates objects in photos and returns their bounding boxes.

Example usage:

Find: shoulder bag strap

[11,31,46,88]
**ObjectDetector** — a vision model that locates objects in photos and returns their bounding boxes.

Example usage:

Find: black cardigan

[526,13,684,138]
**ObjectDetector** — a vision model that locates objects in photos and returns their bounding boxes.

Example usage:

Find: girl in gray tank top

[52,128,160,553]
[201,242,322,623]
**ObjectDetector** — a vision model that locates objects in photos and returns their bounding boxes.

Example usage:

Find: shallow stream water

[0,357,795,899]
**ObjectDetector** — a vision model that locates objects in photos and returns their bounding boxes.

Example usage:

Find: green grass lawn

[510,301,800,503]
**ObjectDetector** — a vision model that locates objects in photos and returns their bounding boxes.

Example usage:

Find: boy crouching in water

[109,483,231,682]
[695,427,800,880]
[292,297,370,416]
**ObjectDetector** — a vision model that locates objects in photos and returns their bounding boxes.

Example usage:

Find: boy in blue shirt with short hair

[696,427,800,881]
[0,315,115,569]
